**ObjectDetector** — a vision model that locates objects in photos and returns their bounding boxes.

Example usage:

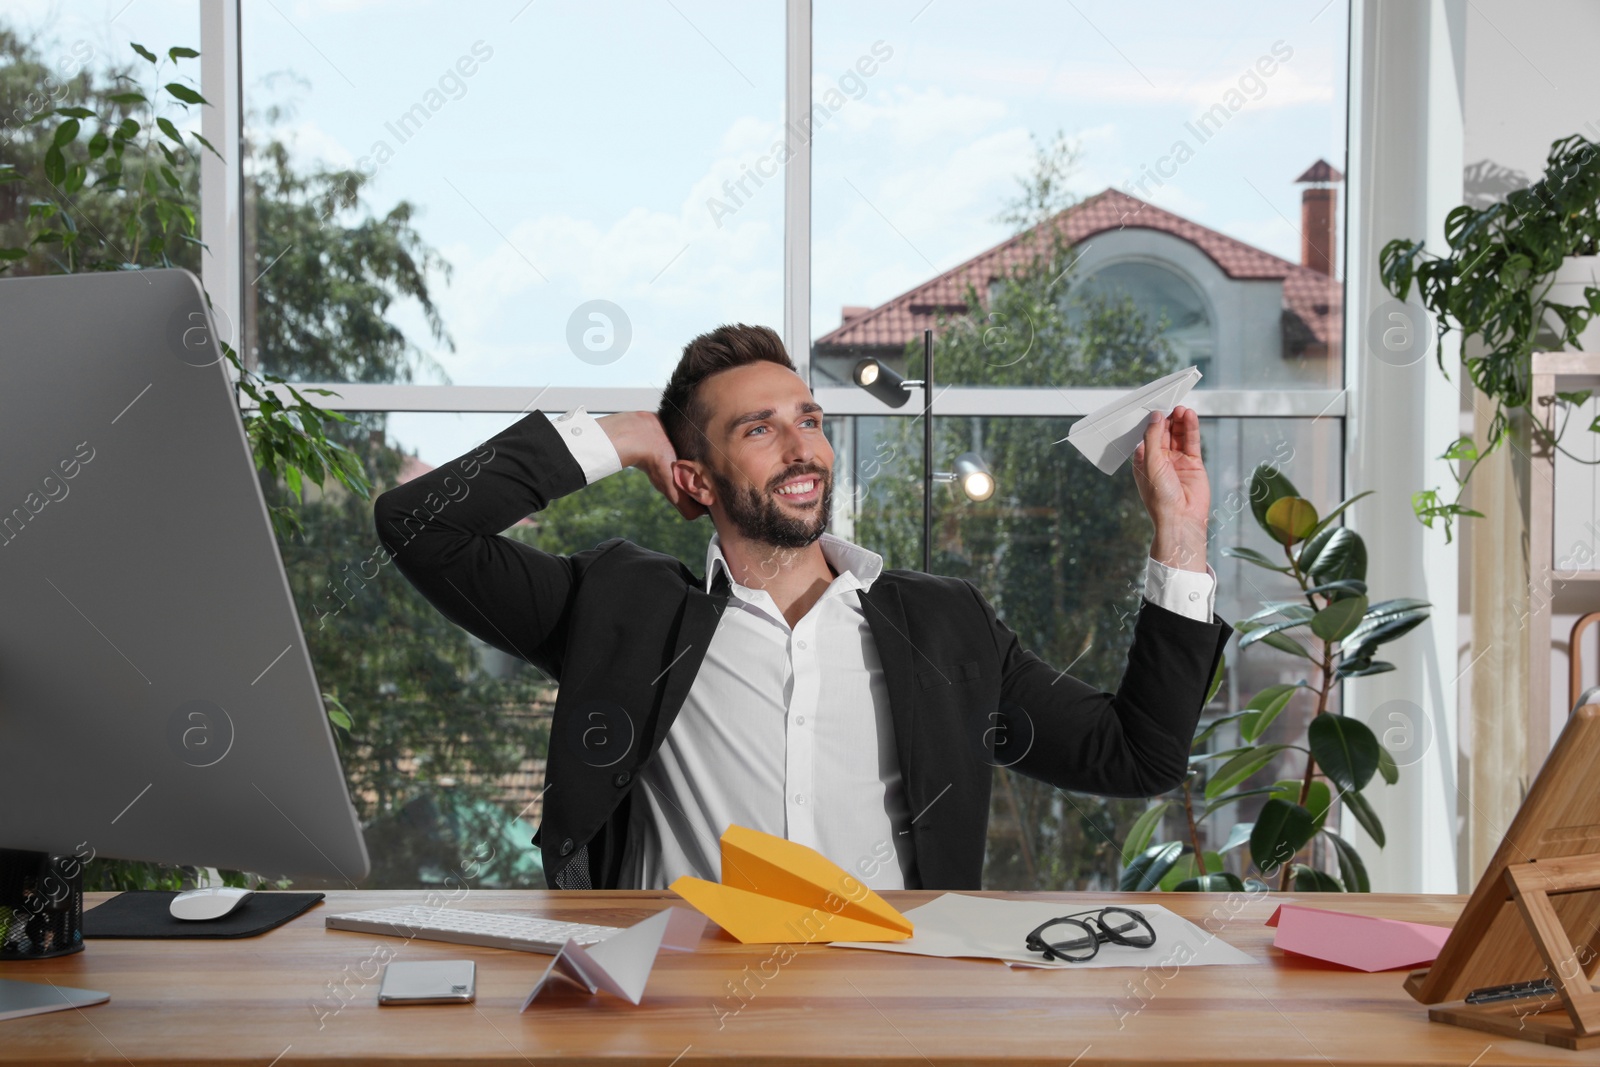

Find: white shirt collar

[704,530,884,594]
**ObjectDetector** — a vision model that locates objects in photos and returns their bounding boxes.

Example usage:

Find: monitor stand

[0,848,85,959]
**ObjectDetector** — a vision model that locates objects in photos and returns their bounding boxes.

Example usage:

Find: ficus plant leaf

[1325,831,1370,892]
[1120,801,1173,868]
[1296,523,1339,574]
[1205,743,1293,800]
[1223,545,1292,574]
[1342,788,1387,848]
[1271,778,1331,830]
[1239,683,1303,742]
[1159,851,1224,891]
[1260,629,1313,659]
[1249,462,1300,531]
[1172,872,1246,892]
[1309,527,1367,584]
[1311,594,1368,642]
[1250,799,1317,873]
[1120,841,1183,892]
[1291,864,1344,892]
[1308,714,1381,793]
[1265,496,1319,545]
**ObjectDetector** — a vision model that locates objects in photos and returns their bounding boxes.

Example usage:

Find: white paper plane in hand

[1056,365,1202,475]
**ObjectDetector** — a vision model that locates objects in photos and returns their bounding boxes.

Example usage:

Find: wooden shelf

[1528,352,1600,778]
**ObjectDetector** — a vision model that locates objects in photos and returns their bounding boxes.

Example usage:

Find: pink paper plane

[1266,904,1452,972]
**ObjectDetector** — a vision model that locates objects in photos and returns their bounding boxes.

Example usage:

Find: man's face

[686,361,835,550]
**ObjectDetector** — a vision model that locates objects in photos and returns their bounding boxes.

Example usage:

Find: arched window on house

[1071,260,1215,382]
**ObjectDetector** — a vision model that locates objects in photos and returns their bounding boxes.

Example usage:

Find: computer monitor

[0,269,369,888]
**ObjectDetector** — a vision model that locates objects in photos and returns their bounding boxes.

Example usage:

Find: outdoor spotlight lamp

[935,452,996,503]
[852,358,914,408]
[849,333,998,572]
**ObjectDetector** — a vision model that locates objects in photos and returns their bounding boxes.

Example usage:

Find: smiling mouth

[773,476,820,503]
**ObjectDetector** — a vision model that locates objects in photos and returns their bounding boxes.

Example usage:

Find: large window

[3,0,1351,893]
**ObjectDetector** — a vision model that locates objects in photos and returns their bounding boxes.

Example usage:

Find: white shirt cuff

[551,405,623,485]
[1144,557,1216,622]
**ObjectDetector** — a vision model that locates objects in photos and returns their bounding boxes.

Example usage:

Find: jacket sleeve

[967,580,1232,797]
[372,410,621,681]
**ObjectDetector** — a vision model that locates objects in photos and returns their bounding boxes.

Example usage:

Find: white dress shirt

[546,406,1217,890]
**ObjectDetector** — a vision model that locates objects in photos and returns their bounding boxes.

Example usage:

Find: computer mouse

[169,887,256,921]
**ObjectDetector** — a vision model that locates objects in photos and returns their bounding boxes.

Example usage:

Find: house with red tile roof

[812,164,1343,392]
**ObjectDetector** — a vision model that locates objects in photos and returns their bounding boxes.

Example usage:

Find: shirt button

[794,794,808,805]
[795,716,806,725]
[797,640,807,649]
[559,838,575,857]
[570,426,582,436]
[1189,591,1200,601]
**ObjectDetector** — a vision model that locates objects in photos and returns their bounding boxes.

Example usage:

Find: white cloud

[830,84,1010,144]
[415,113,789,389]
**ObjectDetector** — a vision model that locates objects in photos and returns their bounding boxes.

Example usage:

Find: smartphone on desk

[378,960,476,1005]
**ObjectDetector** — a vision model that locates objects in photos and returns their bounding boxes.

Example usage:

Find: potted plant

[1380,133,1600,543]
[1119,463,1430,892]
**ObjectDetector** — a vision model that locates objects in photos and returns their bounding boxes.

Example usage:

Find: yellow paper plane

[669,825,914,944]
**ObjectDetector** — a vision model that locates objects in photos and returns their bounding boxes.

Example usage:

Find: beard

[708,462,832,549]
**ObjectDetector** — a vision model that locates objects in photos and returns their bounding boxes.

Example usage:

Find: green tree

[244,139,452,384]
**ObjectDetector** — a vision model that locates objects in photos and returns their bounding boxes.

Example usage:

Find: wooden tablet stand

[1403,706,1600,1050]
[1410,855,1600,1049]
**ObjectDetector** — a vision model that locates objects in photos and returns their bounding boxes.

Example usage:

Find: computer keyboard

[323,904,623,954]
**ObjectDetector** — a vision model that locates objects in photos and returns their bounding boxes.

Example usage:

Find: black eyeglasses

[1025,907,1157,963]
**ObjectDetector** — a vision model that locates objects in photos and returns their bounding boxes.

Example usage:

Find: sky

[9,0,1348,465]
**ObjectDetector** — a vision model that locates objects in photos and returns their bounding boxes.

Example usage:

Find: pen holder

[0,848,85,959]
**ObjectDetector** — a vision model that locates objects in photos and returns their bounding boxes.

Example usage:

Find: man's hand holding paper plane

[1059,365,1211,575]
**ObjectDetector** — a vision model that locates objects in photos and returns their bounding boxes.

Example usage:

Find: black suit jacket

[373,410,1232,890]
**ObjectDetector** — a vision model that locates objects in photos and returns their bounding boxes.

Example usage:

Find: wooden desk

[0,889,1590,1066]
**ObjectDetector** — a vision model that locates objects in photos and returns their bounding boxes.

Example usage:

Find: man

[374,324,1230,891]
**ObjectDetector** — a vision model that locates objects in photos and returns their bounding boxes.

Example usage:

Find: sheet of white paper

[829,894,1255,969]
[1057,365,1202,475]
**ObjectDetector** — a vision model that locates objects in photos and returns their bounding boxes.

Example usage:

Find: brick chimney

[1294,159,1343,276]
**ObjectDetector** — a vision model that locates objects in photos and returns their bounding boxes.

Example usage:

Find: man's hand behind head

[597,411,707,521]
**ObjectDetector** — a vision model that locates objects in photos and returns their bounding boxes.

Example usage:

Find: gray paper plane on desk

[0,978,109,1022]
[1058,365,1202,475]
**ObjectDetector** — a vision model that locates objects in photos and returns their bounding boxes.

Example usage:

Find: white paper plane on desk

[1057,365,1202,475]
[521,906,704,1008]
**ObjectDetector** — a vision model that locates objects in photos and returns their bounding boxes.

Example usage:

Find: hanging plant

[1380,133,1600,543]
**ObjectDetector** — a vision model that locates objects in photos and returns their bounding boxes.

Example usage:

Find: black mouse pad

[83,891,325,939]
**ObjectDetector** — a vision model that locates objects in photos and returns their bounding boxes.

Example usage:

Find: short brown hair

[658,324,796,463]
